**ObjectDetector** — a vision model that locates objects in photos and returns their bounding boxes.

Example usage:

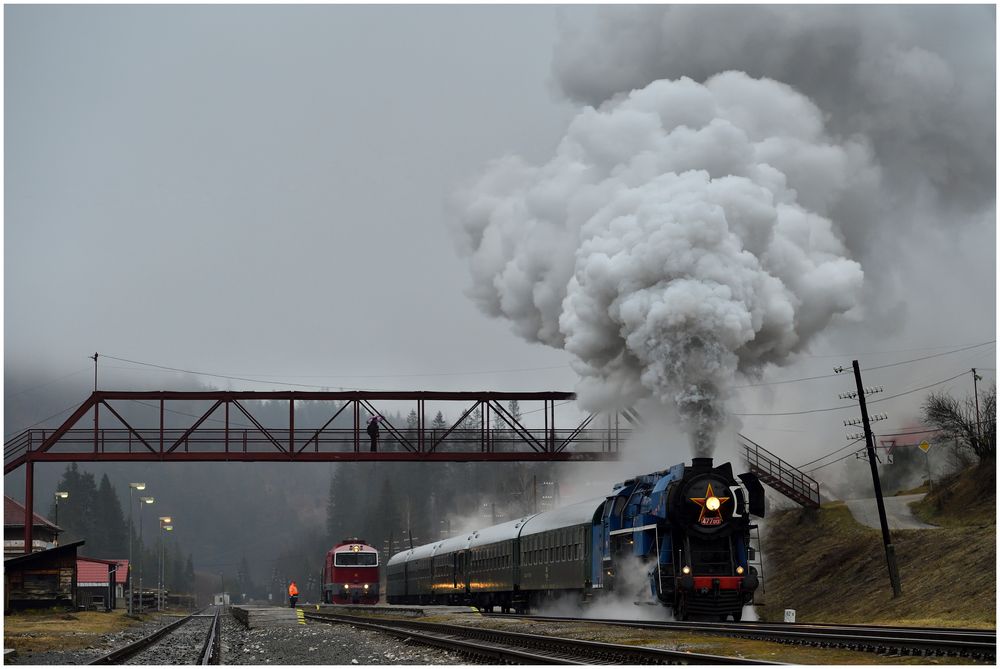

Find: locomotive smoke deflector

[737,472,766,518]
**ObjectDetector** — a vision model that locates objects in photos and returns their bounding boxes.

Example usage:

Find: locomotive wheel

[732,608,743,622]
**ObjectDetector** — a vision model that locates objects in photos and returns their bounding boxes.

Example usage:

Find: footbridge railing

[739,435,821,508]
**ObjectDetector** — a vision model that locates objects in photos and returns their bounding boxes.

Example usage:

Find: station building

[3,496,63,557]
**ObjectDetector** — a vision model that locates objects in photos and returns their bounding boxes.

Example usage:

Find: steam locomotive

[387,458,764,620]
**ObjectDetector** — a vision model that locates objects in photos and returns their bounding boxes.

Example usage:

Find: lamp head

[55,491,69,499]
[141,497,154,504]
[130,482,146,490]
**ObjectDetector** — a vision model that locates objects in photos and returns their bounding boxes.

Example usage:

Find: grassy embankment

[2,609,144,652]
[758,462,995,628]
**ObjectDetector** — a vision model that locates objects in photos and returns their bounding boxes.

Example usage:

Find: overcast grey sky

[6,5,584,387]
[4,5,996,471]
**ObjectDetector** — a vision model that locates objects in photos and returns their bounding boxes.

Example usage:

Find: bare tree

[921,385,996,463]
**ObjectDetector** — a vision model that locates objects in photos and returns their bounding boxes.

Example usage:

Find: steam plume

[552,6,996,266]
[452,72,870,454]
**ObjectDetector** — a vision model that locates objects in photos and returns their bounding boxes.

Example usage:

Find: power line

[874,427,942,437]
[734,369,972,417]
[4,402,83,439]
[864,340,996,373]
[6,367,92,401]
[807,448,864,473]
[102,353,571,386]
[867,371,969,405]
[798,438,864,469]
[101,355,372,390]
[796,427,942,471]
[792,340,998,359]
[734,340,995,390]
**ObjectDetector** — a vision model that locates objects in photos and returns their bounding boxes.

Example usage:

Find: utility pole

[838,360,901,598]
[972,368,983,446]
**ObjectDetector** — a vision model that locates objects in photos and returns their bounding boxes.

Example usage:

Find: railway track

[89,606,221,665]
[303,609,777,664]
[480,612,996,661]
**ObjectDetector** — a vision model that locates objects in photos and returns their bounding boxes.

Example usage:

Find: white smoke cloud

[452,72,872,454]
[551,6,995,305]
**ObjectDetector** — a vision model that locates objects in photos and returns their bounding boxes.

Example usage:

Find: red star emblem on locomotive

[689,483,731,526]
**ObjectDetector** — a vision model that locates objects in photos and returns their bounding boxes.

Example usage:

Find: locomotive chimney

[691,457,714,470]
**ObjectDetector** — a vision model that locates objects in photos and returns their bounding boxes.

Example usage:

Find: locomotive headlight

[682,566,691,575]
[736,566,745,575]
[706,496,721,511]
[344,584,349,590]
[364,584,369,590]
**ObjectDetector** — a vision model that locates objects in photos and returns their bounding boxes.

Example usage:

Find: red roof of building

[4,496,61,531]
[112,559,129,584]
[77,557,114,584]
[77,558,129,585]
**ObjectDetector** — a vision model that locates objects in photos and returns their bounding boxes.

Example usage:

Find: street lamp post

[138,496,154,613]
[127,483,146,614]
[53,492,68,544]
[158,517,172,611]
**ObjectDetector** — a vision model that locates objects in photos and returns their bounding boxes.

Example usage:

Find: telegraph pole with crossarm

[837,360,902,598]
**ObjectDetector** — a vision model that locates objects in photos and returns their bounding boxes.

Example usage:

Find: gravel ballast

[221,610,473,665]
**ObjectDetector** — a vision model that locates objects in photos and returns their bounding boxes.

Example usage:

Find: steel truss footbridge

[5,390,639,553]
[4,390,820,554]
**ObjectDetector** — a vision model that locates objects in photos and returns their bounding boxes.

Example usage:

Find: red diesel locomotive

[322,538,380,604]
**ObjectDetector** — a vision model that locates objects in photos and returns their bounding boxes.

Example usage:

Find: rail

[304,610,775,664]
[88,607,208,664]
[480,613,996,661]
[198,606,222,665]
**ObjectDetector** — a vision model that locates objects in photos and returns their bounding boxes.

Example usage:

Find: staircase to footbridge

[739,434,821,508]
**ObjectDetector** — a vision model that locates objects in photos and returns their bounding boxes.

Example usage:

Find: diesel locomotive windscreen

[335,553,378,566]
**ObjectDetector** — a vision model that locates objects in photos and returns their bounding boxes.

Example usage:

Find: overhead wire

[4,402,84,439]
[798,437,864,469]
[101,354,572,387]
[807,448,866,473]
[102,340,992,394]
[733,339,994,389]
[734,369,974,417]
[6,367,92,400]
[791,340,998,359]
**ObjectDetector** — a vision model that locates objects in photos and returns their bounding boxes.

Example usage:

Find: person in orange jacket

[288,581,299,608]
